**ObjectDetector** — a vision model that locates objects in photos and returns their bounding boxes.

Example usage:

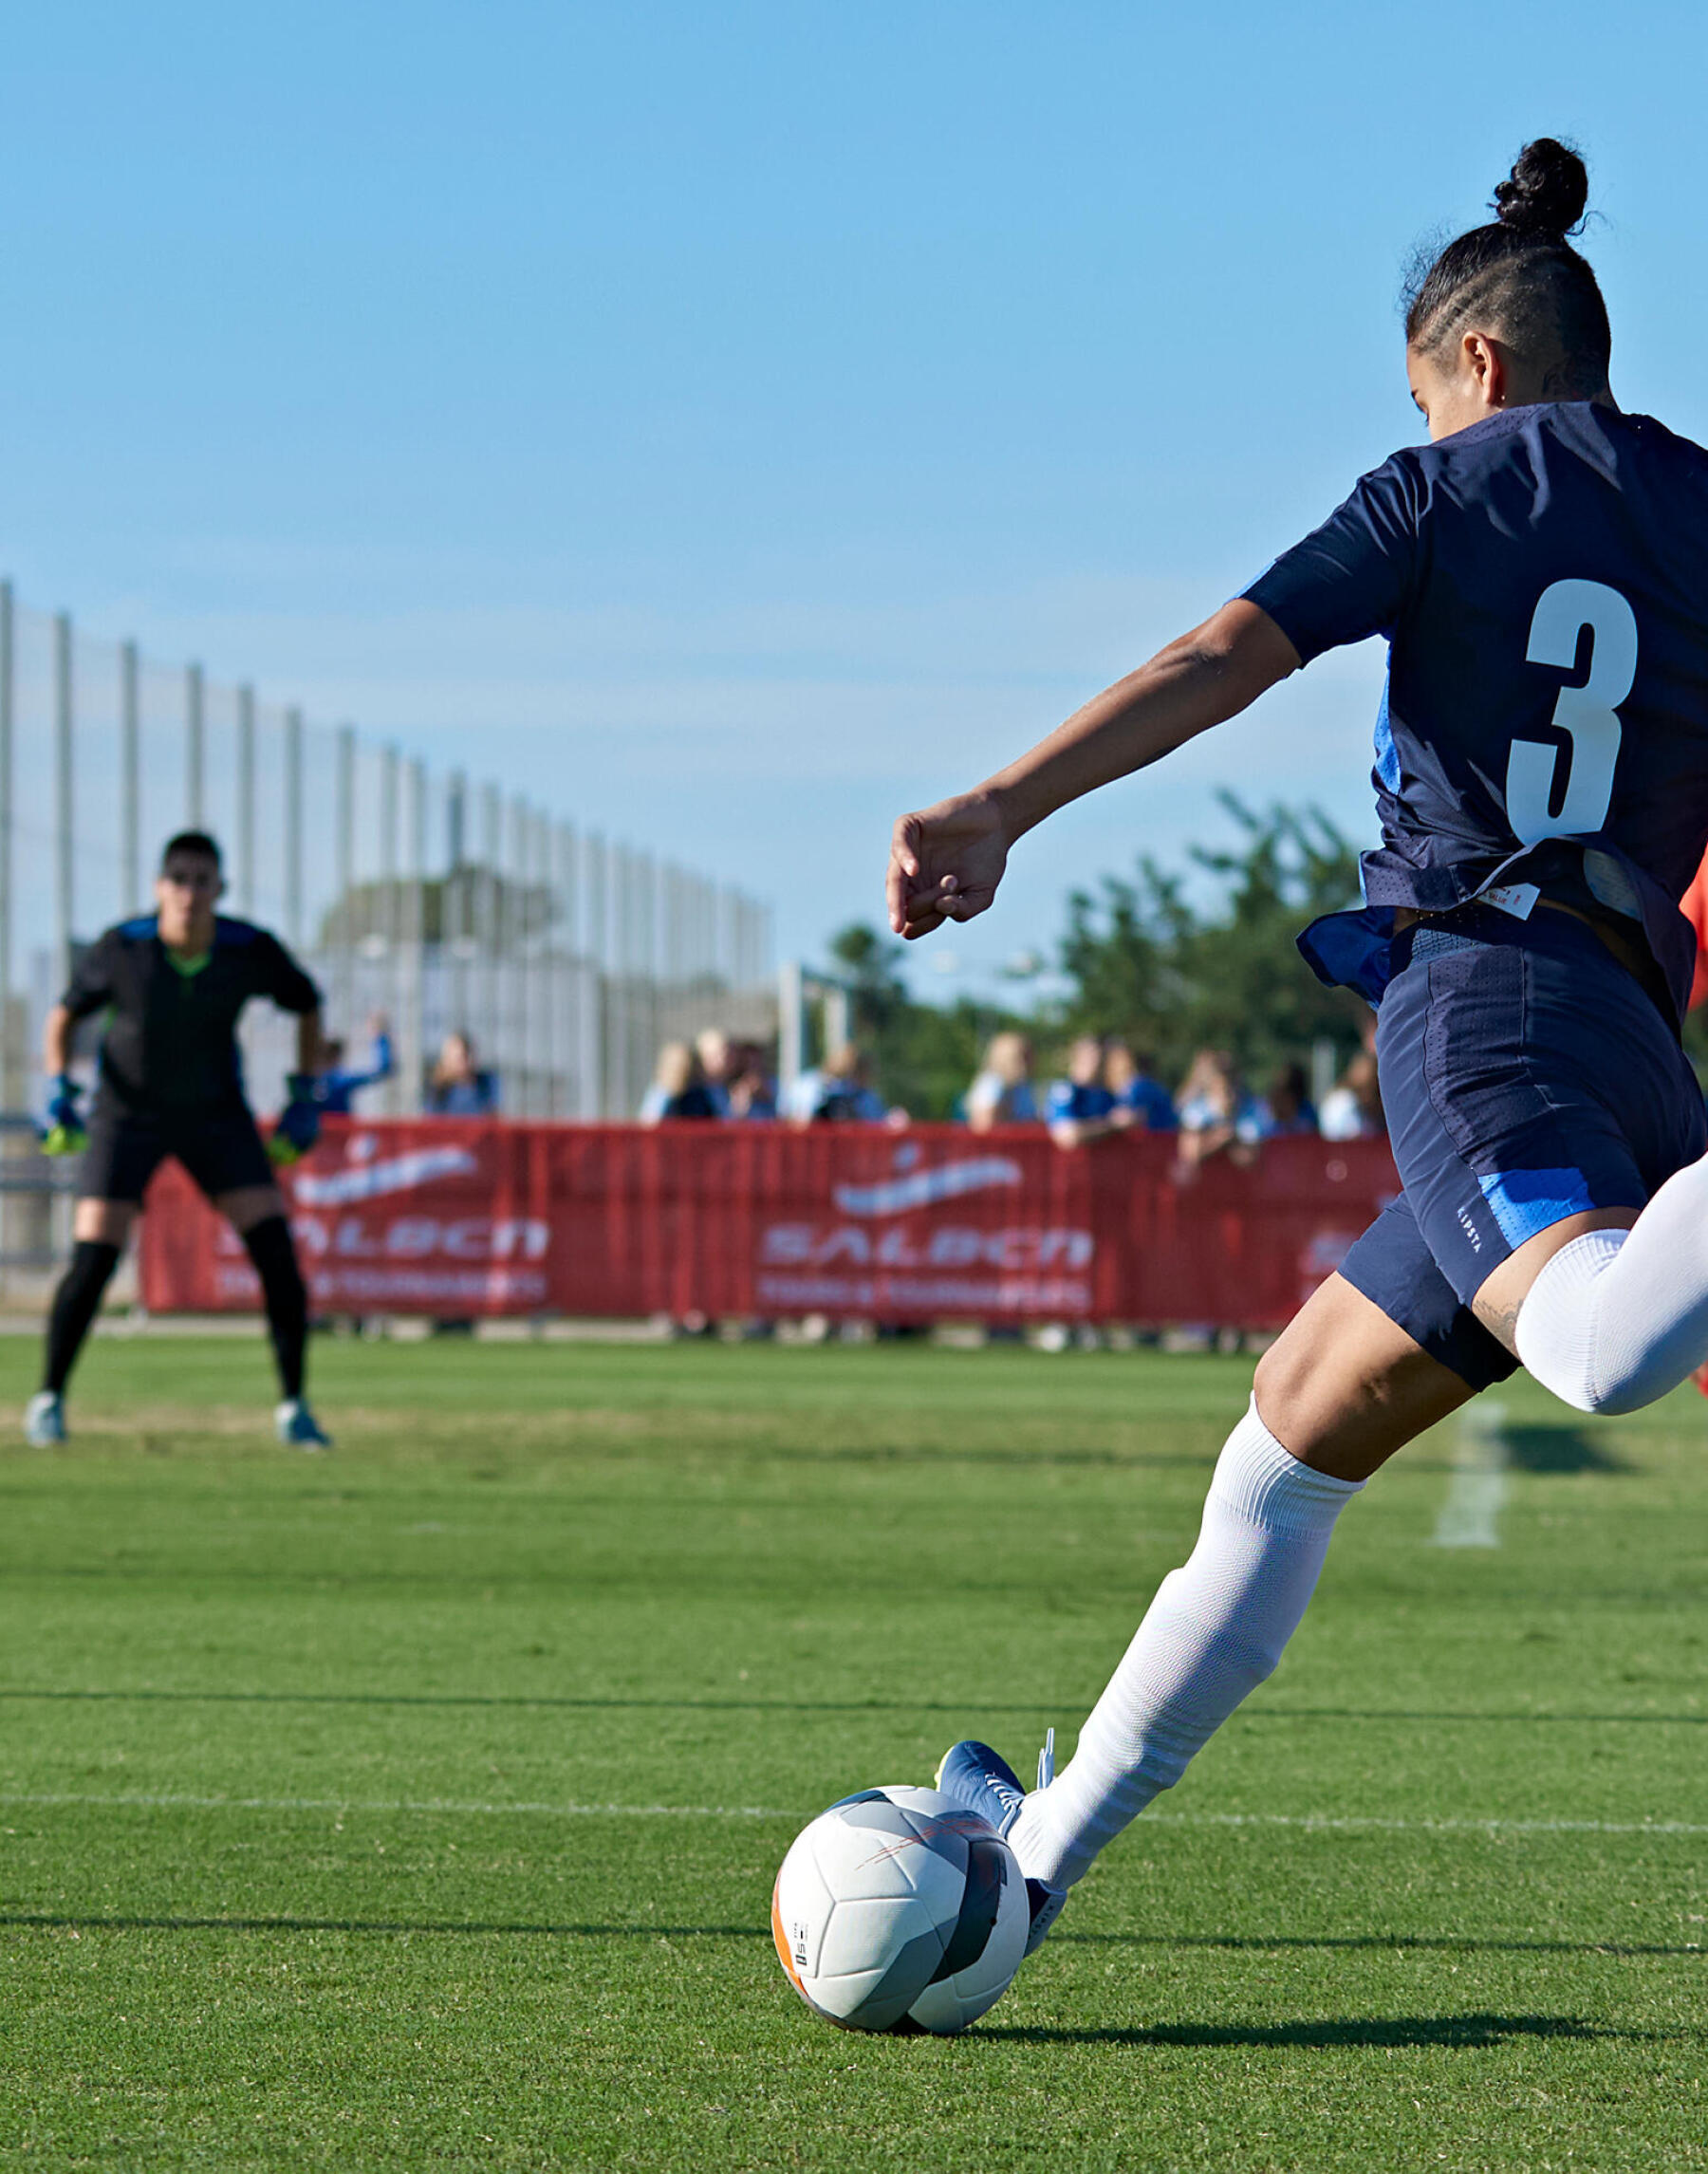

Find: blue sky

[5,1,1708,994]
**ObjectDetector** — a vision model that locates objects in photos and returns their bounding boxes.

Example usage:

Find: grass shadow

[984,2013,1611,2051]
[1057,1930,1706,1960]
[1501,1425,1624,1475]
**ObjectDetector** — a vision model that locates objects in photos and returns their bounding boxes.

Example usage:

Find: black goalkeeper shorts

[80,1098,275,1205]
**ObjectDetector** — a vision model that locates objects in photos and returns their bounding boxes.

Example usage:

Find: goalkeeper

[26,830,331,1450]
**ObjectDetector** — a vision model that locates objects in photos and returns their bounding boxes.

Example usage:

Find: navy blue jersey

[1242,402,1708,1017]
[63,914,320,1112]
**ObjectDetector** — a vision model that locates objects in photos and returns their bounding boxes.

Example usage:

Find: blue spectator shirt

[428,1072,498,1116]
[1242,402,1708,1019]
[315,1031,396,1115]
[1114,1075,1178,1131]
[1045,1080,1116,1124]
[962,1071,1040,1124]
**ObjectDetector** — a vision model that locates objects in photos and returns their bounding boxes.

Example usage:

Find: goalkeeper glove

[268,1076,323,1166]
[40,1074,86,1158]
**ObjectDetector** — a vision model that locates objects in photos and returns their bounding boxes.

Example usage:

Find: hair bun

[1492,138,1588,239]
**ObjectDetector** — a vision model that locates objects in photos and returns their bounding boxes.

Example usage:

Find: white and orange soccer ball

[770,1785,1030,2035]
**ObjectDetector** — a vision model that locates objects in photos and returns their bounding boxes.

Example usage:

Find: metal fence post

[121,641,140,915]
[54,614,74,994]
[0,578,10,1266]
[507,794,530,1113]
[380,744,399,1112]
[445,770,468,1049]
[554,820,579,1116]
[404,757,427,1115]
[0,583,11,1074]
[778,960,804,1101]
[336,724,356,1050]
[236,683,256,917]
[584,828,604,1118]
[532,807,556,1114]
[186,662,204,827]
[478,782,501,1087]
[585,831,608,1115]
[284,708,304,949]
[638,851,659,1106]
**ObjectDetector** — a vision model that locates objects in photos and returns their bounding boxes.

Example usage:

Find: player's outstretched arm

[296,1008,325,1080]
[42,1003,73,1079]
[886,600,1298,940]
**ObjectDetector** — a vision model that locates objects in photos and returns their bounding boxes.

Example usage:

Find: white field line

[1432,1399,1511,1549]
[0,1792,1704,1837]
[0,1792,787,1818]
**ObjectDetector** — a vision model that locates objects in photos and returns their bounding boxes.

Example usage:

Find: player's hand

[268,1076,322,1166]
[40,1074,86,1158]
[886,791,1011,940]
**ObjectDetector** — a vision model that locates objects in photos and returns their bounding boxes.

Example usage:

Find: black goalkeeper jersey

[62,914,321,1113]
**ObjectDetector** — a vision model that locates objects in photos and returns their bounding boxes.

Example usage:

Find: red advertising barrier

[138,1120,1401,1328]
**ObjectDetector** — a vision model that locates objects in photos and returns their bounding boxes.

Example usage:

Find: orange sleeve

[1683,860,1708,1012]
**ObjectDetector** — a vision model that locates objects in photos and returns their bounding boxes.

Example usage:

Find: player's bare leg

[213,1184,328,1449]
[1252,1268,1476,1478]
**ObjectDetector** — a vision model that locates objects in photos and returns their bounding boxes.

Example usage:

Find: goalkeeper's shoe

[274,1398,332,1450]
[24,1392,66,1447]
[935,1732,1067,1957]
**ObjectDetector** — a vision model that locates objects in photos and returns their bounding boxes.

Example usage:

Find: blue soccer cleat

[274,1398,333,1450]
[935,1731,1066,1957]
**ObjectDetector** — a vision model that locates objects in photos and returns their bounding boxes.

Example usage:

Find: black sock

[44,1241,121,1396]
[243,1216,308,1402]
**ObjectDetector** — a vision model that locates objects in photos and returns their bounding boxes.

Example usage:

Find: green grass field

[0,1332,1702,2171]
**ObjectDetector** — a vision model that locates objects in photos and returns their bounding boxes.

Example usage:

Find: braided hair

[1405,139,1610,398]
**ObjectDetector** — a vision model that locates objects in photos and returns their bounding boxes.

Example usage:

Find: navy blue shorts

[1340,906,1707,1392]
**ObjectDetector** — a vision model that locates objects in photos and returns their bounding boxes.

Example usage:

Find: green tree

[1058,794,1370,1085]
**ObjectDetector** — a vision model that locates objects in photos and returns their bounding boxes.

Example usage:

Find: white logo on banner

[831,1156,1022,1217]
[293,1143,478,1206]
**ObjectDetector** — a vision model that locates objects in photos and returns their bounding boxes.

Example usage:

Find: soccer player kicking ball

[890,139,1708,1958]
[25,830,332,1451]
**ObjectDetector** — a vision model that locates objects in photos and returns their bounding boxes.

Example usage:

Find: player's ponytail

[1405,139,1610,396]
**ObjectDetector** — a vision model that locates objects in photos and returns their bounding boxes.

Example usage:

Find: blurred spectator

[1176,1050,1265,1168]
[426,1031,498,1115]
[965,1031,1040,1131]
[1104,1039,1178,1132]
[786,1044,888,1124]
[1257,1061,1320,1139]
[641,1040,721,1122]
[1047,1035,1120,1147]
[696,1029,734,1116]
[1320,1050,1385,1140]
[315,1013,396,1115]
[725,1039,778,1121]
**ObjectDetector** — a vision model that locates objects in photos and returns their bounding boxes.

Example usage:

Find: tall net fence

[0,582,775,1277]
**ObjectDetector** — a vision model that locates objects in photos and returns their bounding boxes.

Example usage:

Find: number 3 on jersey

[1507,578,1638,843]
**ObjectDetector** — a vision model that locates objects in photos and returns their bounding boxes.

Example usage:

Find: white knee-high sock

[1009,1400,1362,1892]
[1517,1154,1708,1415]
